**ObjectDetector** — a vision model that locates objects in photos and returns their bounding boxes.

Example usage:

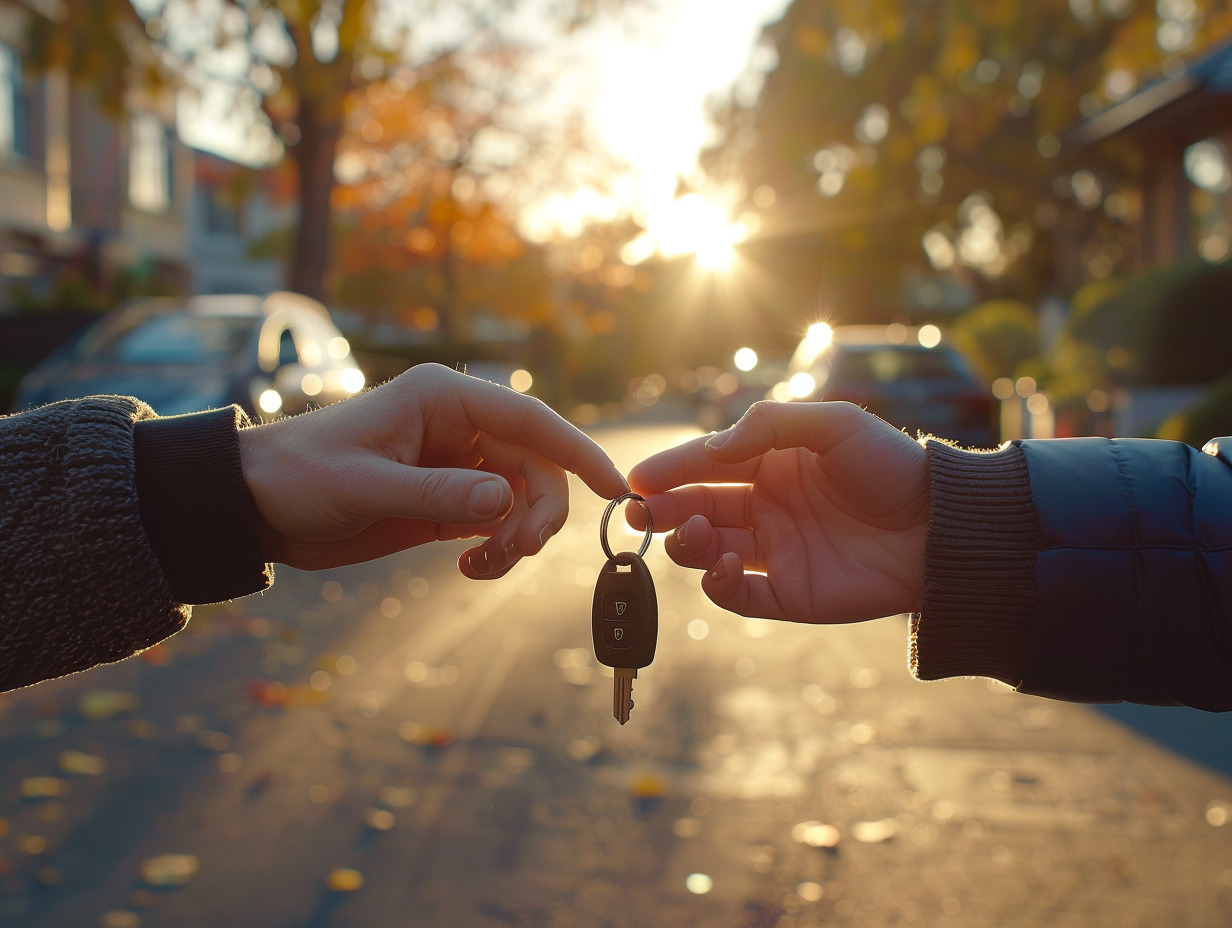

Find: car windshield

[75,312,256,365]
[831,347,968,384]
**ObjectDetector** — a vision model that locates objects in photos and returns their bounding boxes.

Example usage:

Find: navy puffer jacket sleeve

[913,436,1232,712]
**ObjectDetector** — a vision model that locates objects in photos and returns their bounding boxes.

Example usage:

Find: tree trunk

[285,100,341,302]
[439,226,468,342]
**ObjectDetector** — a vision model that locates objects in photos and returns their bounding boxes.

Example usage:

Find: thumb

[358,459,513,525]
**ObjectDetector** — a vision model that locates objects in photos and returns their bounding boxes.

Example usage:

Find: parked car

[693,353,789,432]
[771,323,997,446]
[13,292,366,420]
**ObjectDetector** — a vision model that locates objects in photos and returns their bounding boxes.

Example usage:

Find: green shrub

[950,299,1040,384]
[1157,371,1232,448]
[1071,257,1232,385]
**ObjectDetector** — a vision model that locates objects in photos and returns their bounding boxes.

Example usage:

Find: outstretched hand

[628,401,929,623]
[238,363,628,577]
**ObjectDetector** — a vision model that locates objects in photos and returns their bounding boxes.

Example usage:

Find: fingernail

[706,428,733,450]
[471,546,510,576]
[710,557,728,581]
[469,479,505,518]
[674,521,689,548]
[538,523,555,549]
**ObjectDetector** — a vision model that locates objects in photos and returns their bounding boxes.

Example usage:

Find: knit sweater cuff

[133,406,272,604]
[910,440,1038,686]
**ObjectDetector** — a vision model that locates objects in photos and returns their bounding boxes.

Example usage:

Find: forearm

[911,440,1037,687]
[1018,438,1232,710]
[914,436,1232,711]
[0,398,187,690]
[0,398,272,691]
[132,405,271,603]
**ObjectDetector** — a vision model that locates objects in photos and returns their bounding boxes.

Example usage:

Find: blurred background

[0,0,1231,925]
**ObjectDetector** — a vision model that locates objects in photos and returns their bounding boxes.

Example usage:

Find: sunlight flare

[645,194,744,271]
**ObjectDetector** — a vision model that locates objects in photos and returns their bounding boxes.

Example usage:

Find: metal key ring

[600,492,653,561]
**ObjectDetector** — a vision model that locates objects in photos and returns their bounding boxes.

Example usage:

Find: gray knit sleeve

[0,397,188,691]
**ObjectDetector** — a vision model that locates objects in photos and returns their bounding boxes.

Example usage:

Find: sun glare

[647,194,743,271]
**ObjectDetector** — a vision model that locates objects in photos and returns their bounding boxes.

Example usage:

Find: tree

[702,0,1232,328]
[329,47,624,338]
[22,1,156,113]
[26,0,642,303]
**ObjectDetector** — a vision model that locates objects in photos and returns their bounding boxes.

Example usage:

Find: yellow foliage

[974,0,1019,28]
[877,10,905,43]
[914,107,950,146]
[795,25,828,58]
[936,23,980,79]
[911,73,943,102]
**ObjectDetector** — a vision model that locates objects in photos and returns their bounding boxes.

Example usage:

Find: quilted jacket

[914,436,1232,711]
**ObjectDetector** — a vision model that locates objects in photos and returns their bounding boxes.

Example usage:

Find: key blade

[613,667,637,725]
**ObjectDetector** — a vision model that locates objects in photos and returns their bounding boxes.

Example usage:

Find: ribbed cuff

[133,406,272,604]
[910,440,1038,686]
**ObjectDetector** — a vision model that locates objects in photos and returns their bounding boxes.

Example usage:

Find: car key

[592,493,658,724]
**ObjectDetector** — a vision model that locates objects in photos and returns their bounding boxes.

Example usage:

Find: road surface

[0,417,1228,928]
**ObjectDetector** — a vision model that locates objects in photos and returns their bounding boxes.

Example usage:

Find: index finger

[628,433,760,495]
[455,372,629,500]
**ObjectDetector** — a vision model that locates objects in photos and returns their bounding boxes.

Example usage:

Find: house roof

[1191,37,1232,90]
[1068,38,1232,150]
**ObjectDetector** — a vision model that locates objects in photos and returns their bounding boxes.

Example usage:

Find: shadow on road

[1095,703,1232,780]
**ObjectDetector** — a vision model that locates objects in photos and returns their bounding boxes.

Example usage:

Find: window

[200,182,242,236]
[129,113,173,212]
[1185,138,1232,263]
[0,43,31,161]
[277,328,298,367]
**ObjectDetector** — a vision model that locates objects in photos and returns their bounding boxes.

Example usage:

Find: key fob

[591,553,657,669]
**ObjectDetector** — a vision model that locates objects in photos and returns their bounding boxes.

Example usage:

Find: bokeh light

[685,873,714,895]
[510,369,534,393]
[258,389,282,414]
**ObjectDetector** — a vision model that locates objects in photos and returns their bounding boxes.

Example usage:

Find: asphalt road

[0,417,1229,928]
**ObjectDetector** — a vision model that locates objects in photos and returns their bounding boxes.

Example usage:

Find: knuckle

[831,400,861,415]
[743,400,777,424]
[409,468,455,507]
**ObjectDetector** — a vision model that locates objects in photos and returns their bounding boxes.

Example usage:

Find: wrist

[134,406,272,603]
[236,422,283,564]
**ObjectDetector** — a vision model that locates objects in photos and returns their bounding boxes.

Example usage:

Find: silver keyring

[600,492,653,561]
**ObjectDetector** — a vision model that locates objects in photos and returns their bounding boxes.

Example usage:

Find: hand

[628,401,929,623]
[238,363,628,576]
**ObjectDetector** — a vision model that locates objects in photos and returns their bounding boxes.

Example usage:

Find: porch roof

[1068,38,1232,150]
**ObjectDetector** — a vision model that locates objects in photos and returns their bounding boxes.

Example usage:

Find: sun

[646,194,744,271]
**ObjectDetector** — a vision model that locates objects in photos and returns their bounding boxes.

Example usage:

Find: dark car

[693,353,789,432]
[14,292,366,419]
[771,323,997,446]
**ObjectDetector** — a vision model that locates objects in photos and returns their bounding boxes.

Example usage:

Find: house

[1069,37,1232,271]
[1065,39,1232,436]
[0,3,286,311]
[188,148,286,297]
